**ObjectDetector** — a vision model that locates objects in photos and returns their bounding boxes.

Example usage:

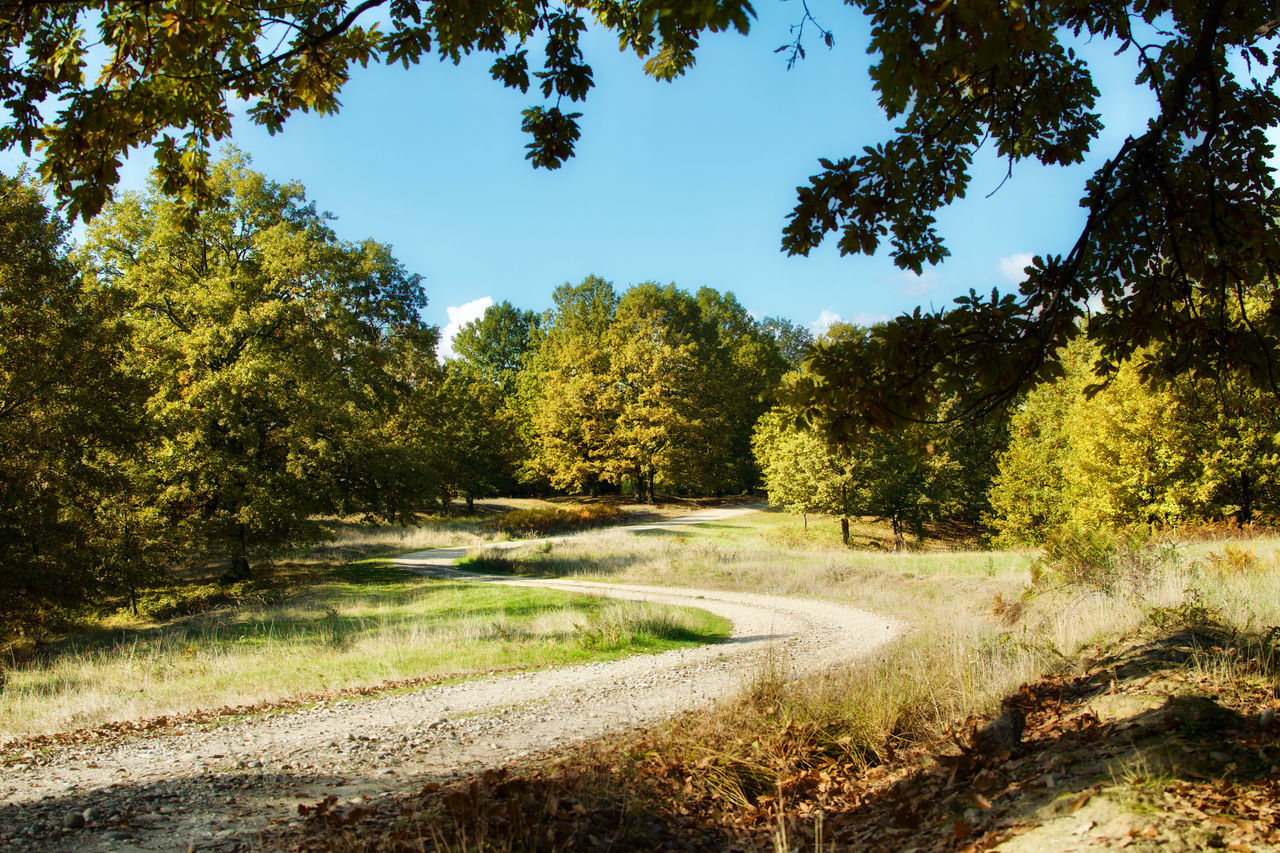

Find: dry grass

[307,498,705,562]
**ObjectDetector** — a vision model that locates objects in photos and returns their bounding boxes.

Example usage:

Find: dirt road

[1,506,901,851]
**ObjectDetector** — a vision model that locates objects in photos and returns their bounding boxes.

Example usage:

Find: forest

[5,149,1279,635]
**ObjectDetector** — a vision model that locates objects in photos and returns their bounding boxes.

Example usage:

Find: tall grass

[633,523,1280,810]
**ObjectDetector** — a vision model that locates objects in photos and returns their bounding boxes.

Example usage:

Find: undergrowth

[487,505,626,538]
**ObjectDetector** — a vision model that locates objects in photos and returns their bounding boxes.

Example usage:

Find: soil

[0,506,902,852]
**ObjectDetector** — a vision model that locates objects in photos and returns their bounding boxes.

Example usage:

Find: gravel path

[1,506,902,851]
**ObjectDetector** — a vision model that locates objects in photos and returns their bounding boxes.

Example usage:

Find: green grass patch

[0,558,729,739]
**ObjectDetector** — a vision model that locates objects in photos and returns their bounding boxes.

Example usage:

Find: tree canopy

[7,3,1277,424]
[521,276,785,499]
[988,332,1280,544]
[84,152,432,577]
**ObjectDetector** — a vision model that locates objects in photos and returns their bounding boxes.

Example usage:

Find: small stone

[1262,708,1276,727]
[103,830,132,841]
[63,811,85,830]
[83,806,104,822]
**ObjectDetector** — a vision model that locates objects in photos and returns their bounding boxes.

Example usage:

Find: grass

[0,556,730,740]
[302,497,710,564]
[455,510,1034,624]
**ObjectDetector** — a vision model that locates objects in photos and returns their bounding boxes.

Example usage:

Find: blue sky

[8,4,1159,355]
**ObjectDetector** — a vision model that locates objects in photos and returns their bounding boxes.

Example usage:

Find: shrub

[1200,544,1262,575]
[488,505,626,538]
[1031,525,1178,598]
[455,554,532,575]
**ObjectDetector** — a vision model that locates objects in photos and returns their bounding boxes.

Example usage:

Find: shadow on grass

[454,548,661,580]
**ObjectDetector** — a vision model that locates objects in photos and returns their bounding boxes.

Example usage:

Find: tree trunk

[841,517,850,546]
[803,512,808,532]
[1238,471,1254,526]
[228,523,251,580]
[465,493,475,513]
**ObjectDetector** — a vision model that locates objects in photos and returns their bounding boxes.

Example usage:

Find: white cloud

[811,310,842,335]
[848,311,892,327]
[438,296,494,360]
[810,309,892,337]
[998,252,1036,284]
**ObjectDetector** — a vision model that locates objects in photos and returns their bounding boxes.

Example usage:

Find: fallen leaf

[1073,819,1097,836]
[1067,792,1092,814]
[964,790,993,810]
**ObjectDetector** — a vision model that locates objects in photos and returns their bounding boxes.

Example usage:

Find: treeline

[448,279,811,501]
[988,334,1280,544]
[753,325,1280,546]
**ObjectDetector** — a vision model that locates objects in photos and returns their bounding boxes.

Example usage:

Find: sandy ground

[1,506,901,852]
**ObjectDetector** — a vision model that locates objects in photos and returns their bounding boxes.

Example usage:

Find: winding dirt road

[1,506,901,852]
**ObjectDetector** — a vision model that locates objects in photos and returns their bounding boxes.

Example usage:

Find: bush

[1199,544,1263,575]
[489,505,626,538]
[454,554,532,575]
[1031,525,1178,598]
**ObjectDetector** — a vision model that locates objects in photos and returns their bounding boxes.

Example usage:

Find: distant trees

[988,334,1280,545]
[523,276,621,495]
[754,323,1006,546]
[517,277,787,501]
[451,301,541,398]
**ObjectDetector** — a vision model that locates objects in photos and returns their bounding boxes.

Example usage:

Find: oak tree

[0,172,143,625]
[84,152,428,577]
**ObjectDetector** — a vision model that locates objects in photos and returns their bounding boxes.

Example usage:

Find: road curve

[1,506,902,852]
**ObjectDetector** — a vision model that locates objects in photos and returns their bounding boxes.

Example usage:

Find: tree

[0,172,144,626]
[412,365,522,512]
[524,275,620,495]
[987,333,1280,544]
[781,3,1280,431]
[760,316,814,371]
[84,152,428,577]
[451,300,541,398]
[1173,375,1280,525]
[697,289,789,493]
[752,408,856,537]
[606,283,718,501]
[757,323,1000,546]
